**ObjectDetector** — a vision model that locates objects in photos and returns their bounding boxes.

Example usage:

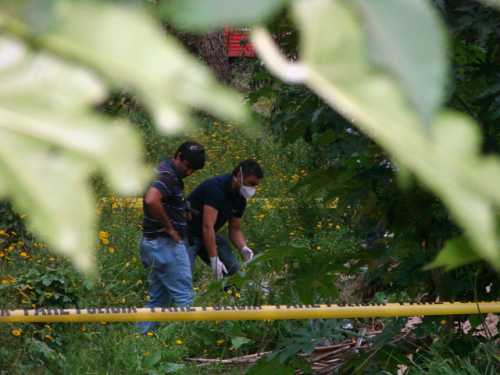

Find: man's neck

[230,175,238,191]
[171,159,183,178]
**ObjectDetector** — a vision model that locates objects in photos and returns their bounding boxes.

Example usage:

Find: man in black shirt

[187,159,264,280]
[137,141,205,334]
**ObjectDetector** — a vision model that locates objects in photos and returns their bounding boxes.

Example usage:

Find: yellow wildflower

[107,247,115,254]
[19,251,29,258]
[175,339,184,345]
[0,251,5,258]
[1,276,15,285]
[216,339,225,346]
[101,238,110,245]
[11,329,22,337]
[235,292,241,299]
[146,331,154,337]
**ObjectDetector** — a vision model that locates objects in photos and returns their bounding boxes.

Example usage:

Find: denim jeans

[187,235,240,276]
[137,236,193,334]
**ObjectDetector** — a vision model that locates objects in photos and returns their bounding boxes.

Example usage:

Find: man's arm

[202,204,228,279]
[202,204,219,257]
[228,217,246,250]
[144,186,181,242]
[229,217,254,262]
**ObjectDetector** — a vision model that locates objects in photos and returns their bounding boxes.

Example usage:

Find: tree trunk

[195,31,231,83]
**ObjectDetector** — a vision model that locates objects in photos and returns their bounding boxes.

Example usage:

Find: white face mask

[239,167,256,199]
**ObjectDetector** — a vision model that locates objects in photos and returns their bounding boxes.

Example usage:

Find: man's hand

[240,246,254,262]
[210,256,228,280]
[166,228,182,243]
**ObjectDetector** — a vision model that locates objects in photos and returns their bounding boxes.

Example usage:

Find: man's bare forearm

[203,225,217,257]
[230,228,246,250]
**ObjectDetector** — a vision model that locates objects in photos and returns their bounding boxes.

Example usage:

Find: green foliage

[0,0,249,272]
[0,36,148,273]
[425,237,481,271]
[252,0,500,270]
[247,357,295,375]
[408,341,499,374]
[45,1,249,132]
[353,0,448,124]
[0,267,80,307]
[0,201,29,238]
[480,0,500,10]
[159,0,289,31]
[0,0,499,374]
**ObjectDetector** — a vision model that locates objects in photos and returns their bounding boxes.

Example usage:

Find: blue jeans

[188,235,240,276]
[137,236,193,334]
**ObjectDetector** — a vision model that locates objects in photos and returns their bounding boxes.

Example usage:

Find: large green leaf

[424,237,481,271]
[352,0,448,125]
[41,1,249,133]
[158,0,289,31]
[252,0,500,270]
[0,37,149,273]
[231,336,251,350]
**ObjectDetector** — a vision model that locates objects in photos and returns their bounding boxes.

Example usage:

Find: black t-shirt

[142,160,188,239]
[187,174,246,237]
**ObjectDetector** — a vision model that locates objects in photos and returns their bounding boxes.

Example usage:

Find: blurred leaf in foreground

[252,0,500,270]
[45,1,249,134]
[0,0,251,273]
[158,0,289,32]
[0,37,149,273]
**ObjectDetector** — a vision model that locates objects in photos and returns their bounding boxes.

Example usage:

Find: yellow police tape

[1,302,499,323]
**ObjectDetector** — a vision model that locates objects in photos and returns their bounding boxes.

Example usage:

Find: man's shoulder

[157,160,179,181]
[190,174,229,203]
[157,160,175,175]
[199,174,229,191]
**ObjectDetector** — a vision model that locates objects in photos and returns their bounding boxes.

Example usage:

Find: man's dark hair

[232,159,264,179]
[175,141,206,170]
